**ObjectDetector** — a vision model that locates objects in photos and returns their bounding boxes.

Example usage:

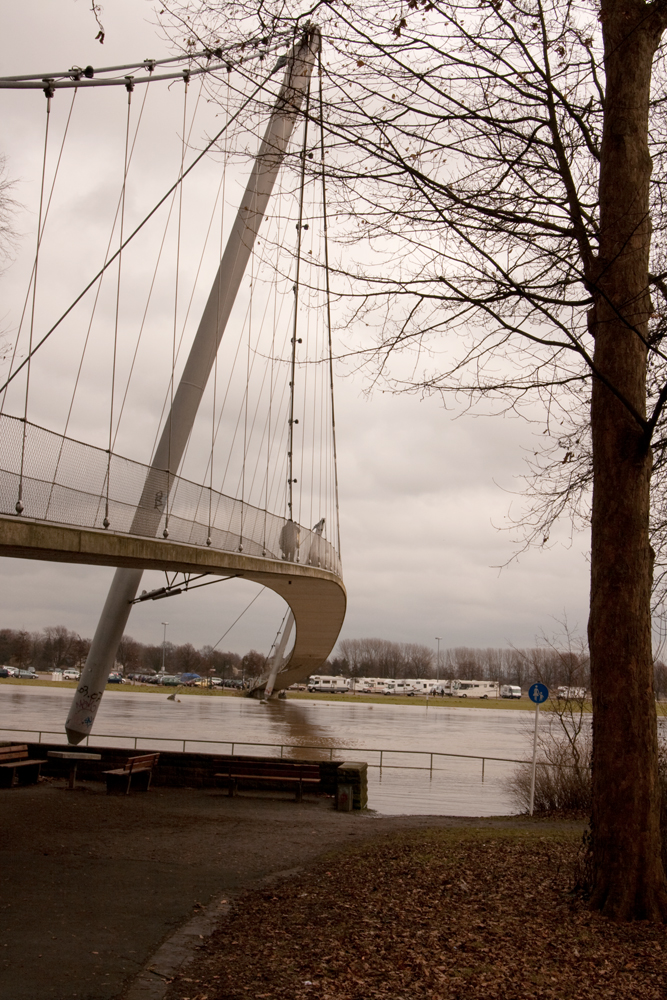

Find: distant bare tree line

[0,626,265,679]
[333,639,667,696]
[334,637,597,690]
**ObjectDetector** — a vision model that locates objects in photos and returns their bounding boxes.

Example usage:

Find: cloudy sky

[0,1,591,661]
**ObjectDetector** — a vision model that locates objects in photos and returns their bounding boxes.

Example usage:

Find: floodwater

[0,684,533,816]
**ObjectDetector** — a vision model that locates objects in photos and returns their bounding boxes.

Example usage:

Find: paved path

[0,780,583,1000]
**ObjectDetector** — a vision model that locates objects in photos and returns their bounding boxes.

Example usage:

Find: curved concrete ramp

[0,515,346,693]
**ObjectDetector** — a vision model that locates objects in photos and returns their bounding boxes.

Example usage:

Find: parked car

[2,665,20,677]
[18,669,38,679]
[0,667,10,678]
[107,672,124,684]
[158,674,181,686]
[63,668,80,681]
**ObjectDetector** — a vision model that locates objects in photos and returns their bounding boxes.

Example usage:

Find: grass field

[0,676,593,711]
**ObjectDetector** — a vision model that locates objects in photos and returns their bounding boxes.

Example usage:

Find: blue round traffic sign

[528,682,549,704]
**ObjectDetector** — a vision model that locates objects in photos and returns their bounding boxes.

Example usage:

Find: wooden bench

[0,745,47,788]
[104,753,160,795]
[215,760,320,802]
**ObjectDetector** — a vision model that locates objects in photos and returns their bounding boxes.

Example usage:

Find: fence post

[330,748,333,760]
[134,737,138,749]
[231,743,235,756]
[482,758,485,782]
[380,750,383,769]
[430,753,433,773]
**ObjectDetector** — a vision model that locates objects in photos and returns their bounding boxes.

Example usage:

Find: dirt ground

[0,778,581,1000]
[164,828,667,1000]
[0,781,588,1000]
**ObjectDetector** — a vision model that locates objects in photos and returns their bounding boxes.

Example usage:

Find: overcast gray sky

[0,1,591,660]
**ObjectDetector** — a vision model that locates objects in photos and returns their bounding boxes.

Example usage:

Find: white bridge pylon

[63,27,337,743]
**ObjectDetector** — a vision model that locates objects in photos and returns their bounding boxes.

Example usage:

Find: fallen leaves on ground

[164,828,666,1000]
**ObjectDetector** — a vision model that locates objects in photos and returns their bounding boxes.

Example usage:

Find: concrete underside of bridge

[0,515,346,694]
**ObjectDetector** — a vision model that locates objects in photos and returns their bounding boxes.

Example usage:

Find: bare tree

[337,637,433,676]
[159,0,667,917]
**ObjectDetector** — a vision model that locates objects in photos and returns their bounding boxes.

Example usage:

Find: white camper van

[307,675,350,694]
[451,679,499,699]
[411,679,438,696]
[382,680,416,696]
[500,684,522,699]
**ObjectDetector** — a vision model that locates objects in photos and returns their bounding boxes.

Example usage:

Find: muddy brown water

[0,684,533,815]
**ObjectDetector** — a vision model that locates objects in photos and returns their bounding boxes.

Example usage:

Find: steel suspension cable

[318,55,342,558]
[211,587,266,651]
[15,91,53,515]
[1,88,78,418]
[104,82,134,529]
[208,74,230,547]
[164,75,190,539]
[42,84,151,527]
[286,74,312,524]
[0,62,283,397]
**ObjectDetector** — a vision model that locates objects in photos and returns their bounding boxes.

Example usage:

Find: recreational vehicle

[382,680,417,696]
[411,679,438,696]
[307,675,350,694]
[451,679,499,699]
[500,685,522,699]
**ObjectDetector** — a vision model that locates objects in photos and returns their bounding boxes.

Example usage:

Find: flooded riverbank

[0,684,531,815]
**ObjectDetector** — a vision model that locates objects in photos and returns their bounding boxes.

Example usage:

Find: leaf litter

[164,828,666,1000]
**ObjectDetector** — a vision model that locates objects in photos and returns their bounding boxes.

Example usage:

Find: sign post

[528,682,549,816]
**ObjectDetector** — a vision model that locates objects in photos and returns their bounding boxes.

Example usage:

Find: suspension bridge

[0,27,346,743]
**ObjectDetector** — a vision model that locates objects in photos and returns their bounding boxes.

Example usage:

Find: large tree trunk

[588,0,667,920]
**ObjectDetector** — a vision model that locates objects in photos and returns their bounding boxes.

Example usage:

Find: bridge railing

[0,414,341,577]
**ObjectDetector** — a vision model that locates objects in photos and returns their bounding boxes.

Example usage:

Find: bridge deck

[0,515,346,693]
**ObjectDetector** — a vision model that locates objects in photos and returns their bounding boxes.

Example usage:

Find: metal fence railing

[0,413,341,577]
[0,725,538,781]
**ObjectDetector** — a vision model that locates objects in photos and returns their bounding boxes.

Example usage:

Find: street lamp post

[161,622,169,675]
[435,637,442,695]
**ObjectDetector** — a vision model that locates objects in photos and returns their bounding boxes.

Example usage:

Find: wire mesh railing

[0,414,341,576]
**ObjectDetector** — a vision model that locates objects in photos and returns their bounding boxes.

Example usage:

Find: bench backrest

[0,745,29,763]
[124,753,160,772]
[228,761,320,778]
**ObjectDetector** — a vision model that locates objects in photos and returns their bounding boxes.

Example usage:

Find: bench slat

[0,746,29,762]
[214,760,321,802]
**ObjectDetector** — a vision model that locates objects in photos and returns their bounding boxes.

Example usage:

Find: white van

[500,684,522,699]
[452,680,499,699]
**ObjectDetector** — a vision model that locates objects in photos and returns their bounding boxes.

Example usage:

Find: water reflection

[0,686,528,816]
